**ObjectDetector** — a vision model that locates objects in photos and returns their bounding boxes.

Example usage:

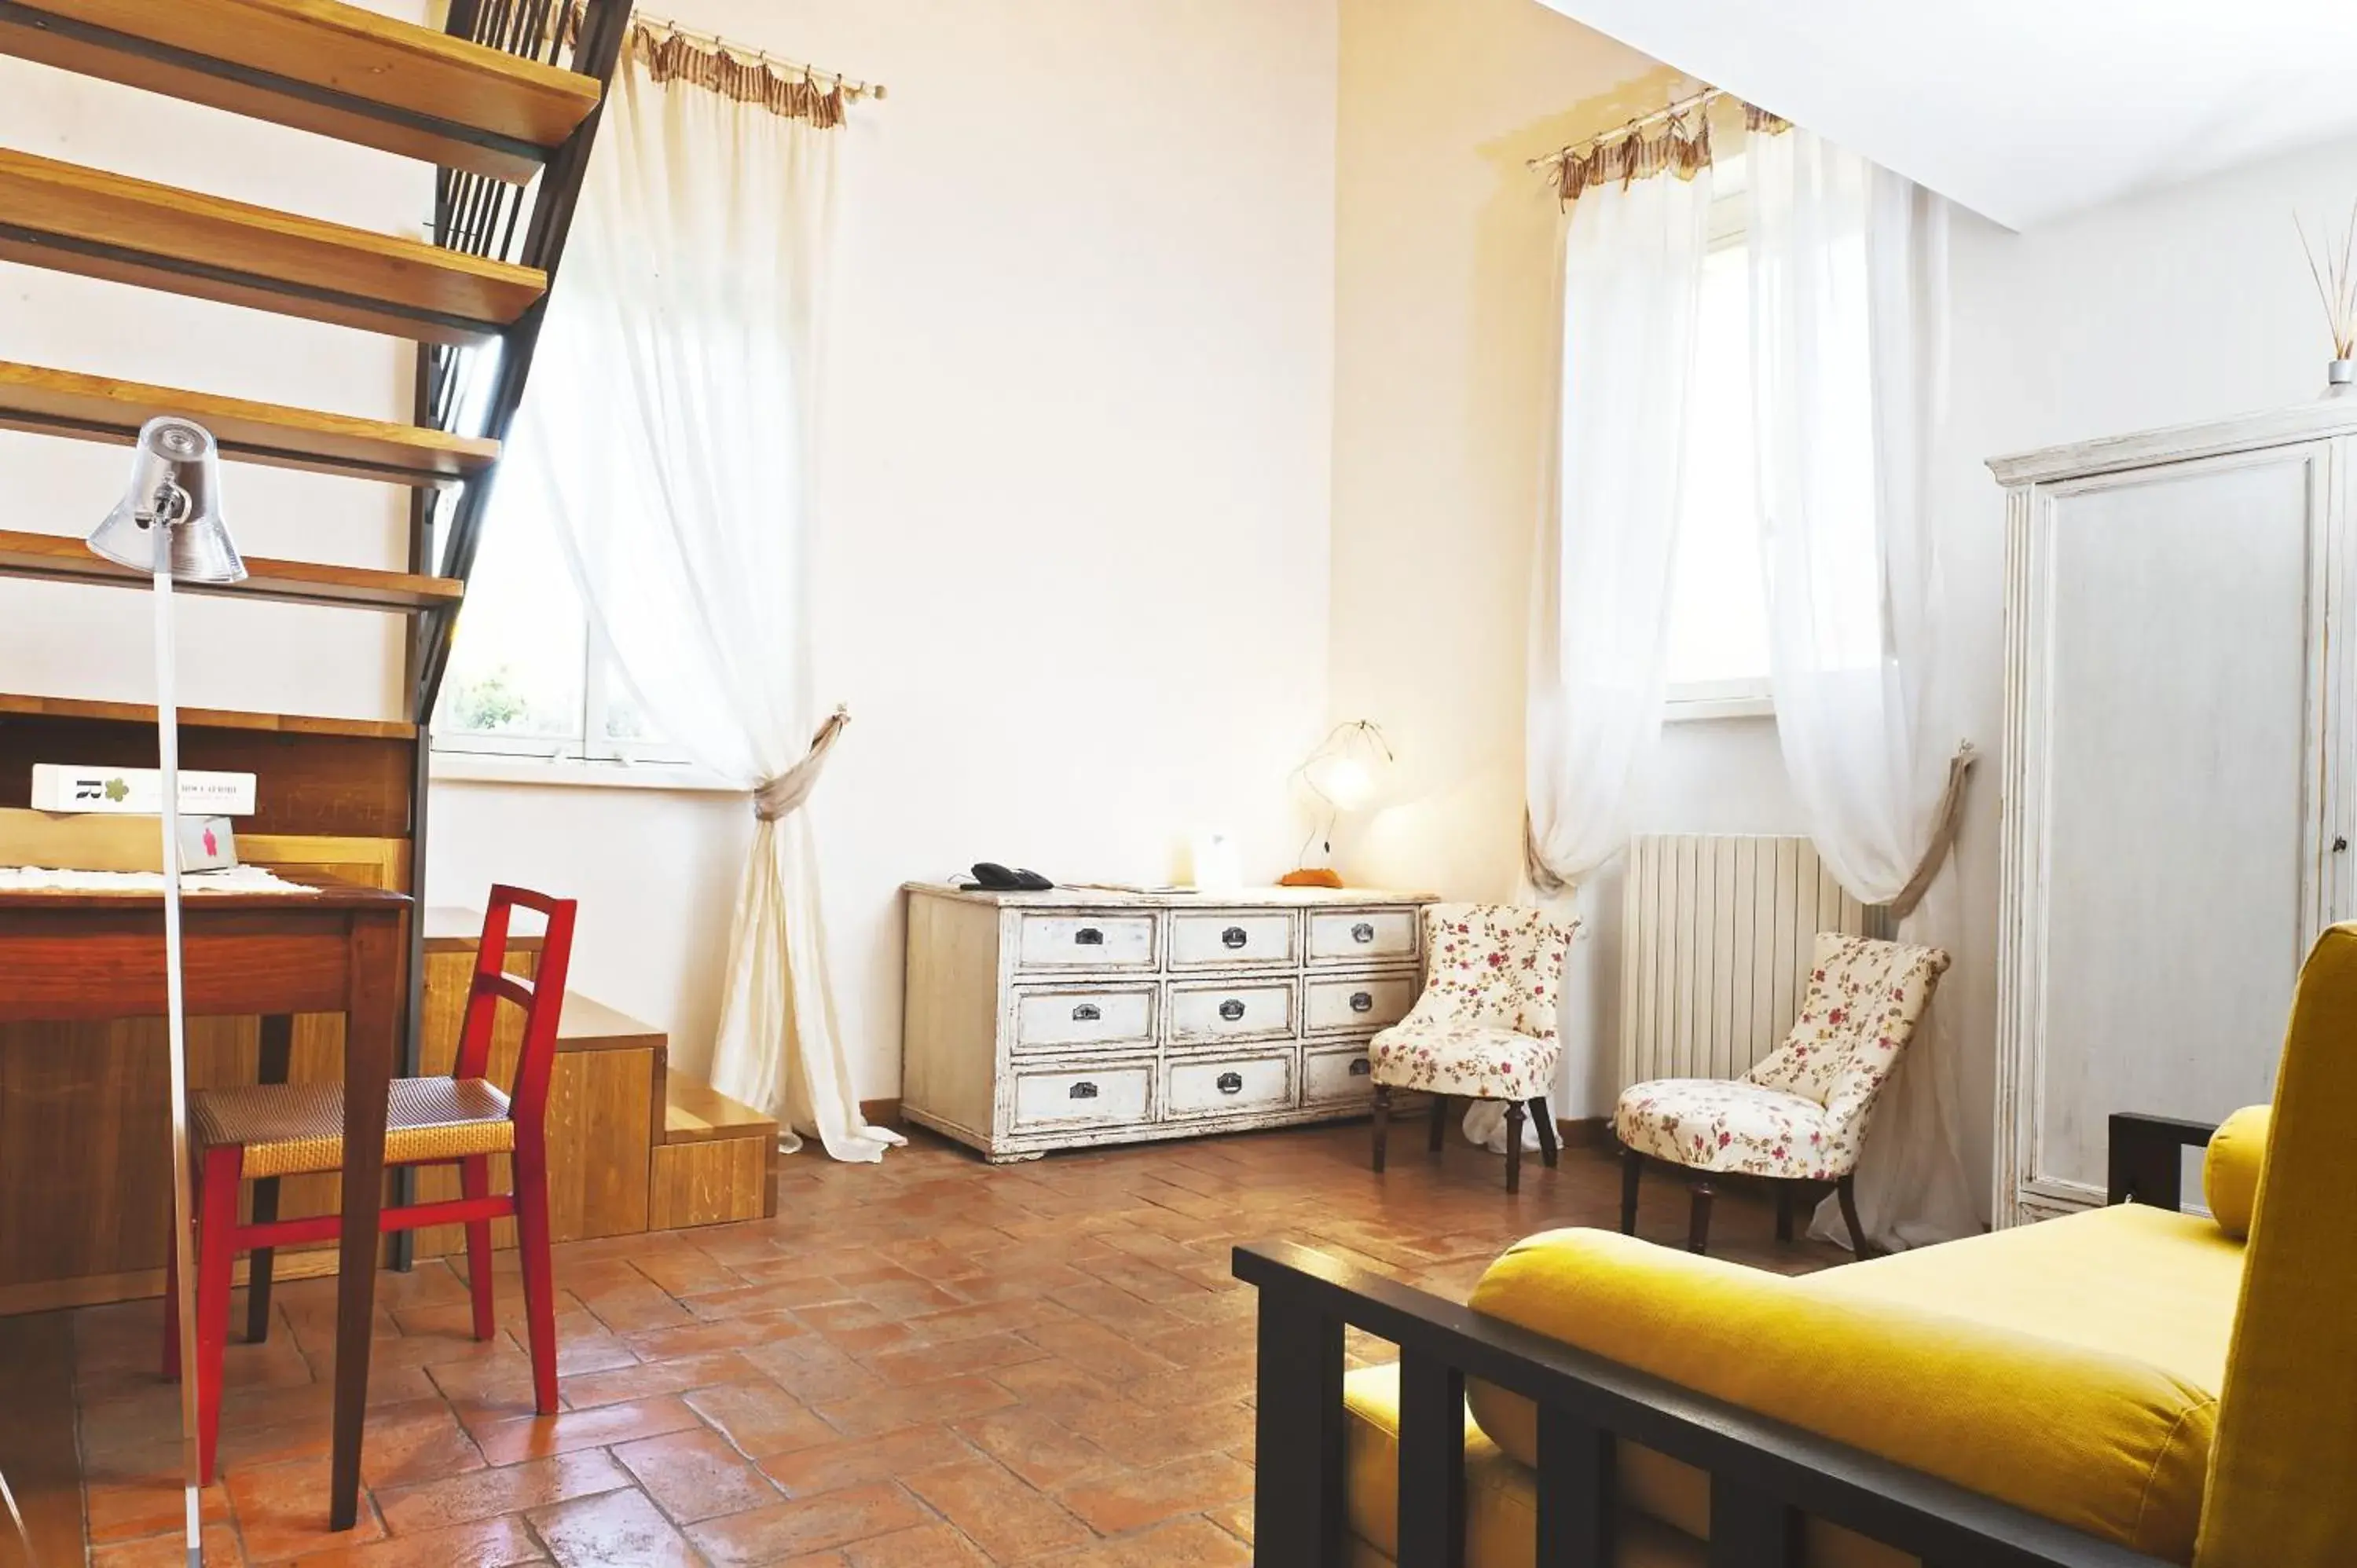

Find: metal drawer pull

[1218,998,1246,1021]
[1221,925,1248,948]
[1216,1072,1244,1094]
[1074,927,1105,946]
[1071,1002,1102,1022]
[1349,991,1374,1013]
[1351,921,1375,943]
[1348,1058,1371,1077]
[1069,1081,1098,1100]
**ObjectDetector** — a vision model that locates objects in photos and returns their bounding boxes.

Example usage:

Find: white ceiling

[1538,0,2357,230]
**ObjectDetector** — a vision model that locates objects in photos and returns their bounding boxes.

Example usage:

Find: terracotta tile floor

[67,1122,1843,1566]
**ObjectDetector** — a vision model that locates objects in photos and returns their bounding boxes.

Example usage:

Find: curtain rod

[1525,85,1723,172]
[629,7,887,101]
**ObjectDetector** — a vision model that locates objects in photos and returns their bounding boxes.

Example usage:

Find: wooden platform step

[665,1072,777,1144]
[0,526,462,612]
[0,0,601,184]
[0,148,546,345]
[0,361,498,486]
[657,1071,779,1229]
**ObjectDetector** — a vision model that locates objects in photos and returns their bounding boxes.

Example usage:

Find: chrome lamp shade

[86,416,246,584]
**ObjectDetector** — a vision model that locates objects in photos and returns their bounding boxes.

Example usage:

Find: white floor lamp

[86,416,244,1568]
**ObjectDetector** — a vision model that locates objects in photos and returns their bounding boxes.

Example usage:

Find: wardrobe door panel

[2020,448,2325,1213]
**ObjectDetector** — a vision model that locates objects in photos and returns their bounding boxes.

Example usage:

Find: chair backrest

[1417,903,1579,1042]
[2195,923,2357,1567]
[454,885,578,1138]
[1743,932,1949,1133]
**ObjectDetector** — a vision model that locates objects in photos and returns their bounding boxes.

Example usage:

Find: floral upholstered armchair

[1367,903,1580,1193]
[1615,931,1950,1255]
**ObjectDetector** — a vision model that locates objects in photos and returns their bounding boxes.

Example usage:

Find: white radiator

[1618,834,1882,1089]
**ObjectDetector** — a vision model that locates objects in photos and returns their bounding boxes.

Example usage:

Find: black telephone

[964,863,1055,892]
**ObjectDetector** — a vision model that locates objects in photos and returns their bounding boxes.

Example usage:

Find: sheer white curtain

[1747,123,1974,1246]
[1525,163,1716,895]
[502,56,901,1162]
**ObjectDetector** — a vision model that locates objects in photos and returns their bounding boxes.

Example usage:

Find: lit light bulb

[1308,754,1373,813]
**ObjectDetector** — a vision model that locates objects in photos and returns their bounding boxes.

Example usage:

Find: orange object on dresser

[163,885,576,1483]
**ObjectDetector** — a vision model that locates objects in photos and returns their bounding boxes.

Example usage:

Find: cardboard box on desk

[0,806,238,873]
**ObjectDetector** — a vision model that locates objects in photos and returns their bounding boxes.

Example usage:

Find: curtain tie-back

[753,705,851,822]
[1523,811,1574,897]
[1886,741,1977,921]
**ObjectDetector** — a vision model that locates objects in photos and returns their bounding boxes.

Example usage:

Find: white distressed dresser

[901,884,1438,1160]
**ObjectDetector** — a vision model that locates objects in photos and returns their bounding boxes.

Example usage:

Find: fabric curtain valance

[558,3,875,125]
[1541,90,1790,205]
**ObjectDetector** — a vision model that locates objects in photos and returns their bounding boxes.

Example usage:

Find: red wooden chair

[163,886,576,1483]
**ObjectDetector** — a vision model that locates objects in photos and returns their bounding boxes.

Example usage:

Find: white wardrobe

[1992,401,2357,1226]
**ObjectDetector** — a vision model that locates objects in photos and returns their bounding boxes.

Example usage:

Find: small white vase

[2331,358,2356,397]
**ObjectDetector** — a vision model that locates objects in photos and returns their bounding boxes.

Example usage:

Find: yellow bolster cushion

[1464,1229,2216,1563]
[2201,1105,2269,1240]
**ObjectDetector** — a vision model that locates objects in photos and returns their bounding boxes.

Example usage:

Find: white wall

[1,1,1342,1102]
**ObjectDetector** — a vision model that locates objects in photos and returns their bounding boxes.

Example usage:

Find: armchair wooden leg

[1687,1181,1715,1255]
[1505,1101,1525,1195]
[513,1134,560,1417]
[195,1144,242,1486]
[1428,1093,1449,1153]
[243,1012,294,1346]
[1619,1148,1642,1236]
[1371,1086,1391,1174]
[460,1155,498,1342]
[1776,1185,1796,1244]
[1838,1174,1877,1258]
[1530,1097,1559,1168]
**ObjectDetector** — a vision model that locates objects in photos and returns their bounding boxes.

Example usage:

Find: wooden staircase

[0,0,630,637]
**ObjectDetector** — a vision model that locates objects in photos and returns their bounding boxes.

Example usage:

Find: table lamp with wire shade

[89,415,245,1568]
[1281,719,1394,888]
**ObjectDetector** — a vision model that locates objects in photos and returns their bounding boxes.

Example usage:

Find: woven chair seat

[192,1077,515,1179]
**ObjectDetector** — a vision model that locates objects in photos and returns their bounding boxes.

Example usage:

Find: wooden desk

[0,875,407,1534]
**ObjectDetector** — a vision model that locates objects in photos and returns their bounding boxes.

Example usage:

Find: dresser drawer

[1164,1053,1294,1118]
[1016,911,1157,971]
[1304,973,1418,1035]
[1303,1042,1376,1105]
[1168,978,1296,1044]
[1011,1064,1152,1130]
[1168,909,1297,969]
[1012,986,1155,1054]
[1307,907,1421,965]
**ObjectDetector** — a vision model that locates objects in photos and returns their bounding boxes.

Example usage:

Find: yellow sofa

[1260,921,2357,1568]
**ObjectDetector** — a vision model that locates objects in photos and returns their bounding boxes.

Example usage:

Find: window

[1663,163,1772,718]
[432,483,680,768]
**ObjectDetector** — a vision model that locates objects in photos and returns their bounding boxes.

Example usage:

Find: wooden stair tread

[558,993,666,1054]
[665,1073,776,1144]
[0,0,599,184]
[0,147,546,345]
[0,361,497,485]
[0,691,412,739]
[0,527,462,612]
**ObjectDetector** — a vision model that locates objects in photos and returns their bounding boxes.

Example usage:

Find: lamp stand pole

[151,524,206,1568]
